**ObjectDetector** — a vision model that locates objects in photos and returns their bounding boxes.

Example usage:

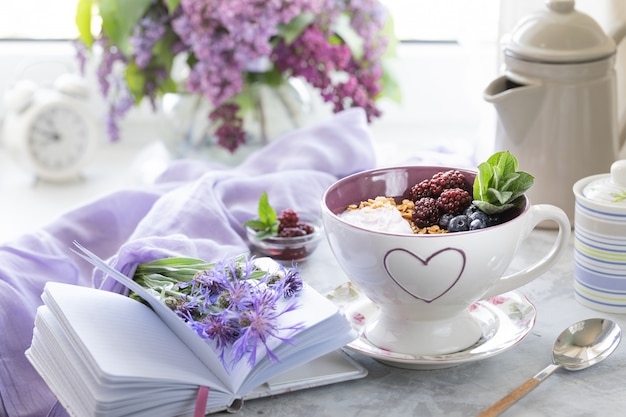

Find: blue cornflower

[132,254,305,369]
[277,267,304,298]
[201,313,241,363]
[230,289,303,367]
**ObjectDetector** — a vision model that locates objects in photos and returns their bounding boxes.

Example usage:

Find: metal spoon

[477,318,622,417]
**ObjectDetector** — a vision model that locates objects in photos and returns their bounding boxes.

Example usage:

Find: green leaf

[244,192,279,239]
[139,257,209,267]
[333,13,364,60]
[75,0,94,47]
[98,0,153,54]
[243,219,268,230]
[473,161,493,202]
[473,200,515,215]
[378,60,402,103]
[278,13,315,45]
[164,0,180,13]
[124,62,147,104]
[487,188,513,205]
[258,192,277,225]
[498,172,520,192]
[380,9,398,59]
[473,151,534,209]
[510,172,534,193]
[246,68,285,87]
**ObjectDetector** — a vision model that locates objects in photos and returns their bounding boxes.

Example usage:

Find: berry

[297,223,314,234]
[278,227,307,238]
[438,213,454,229]
[408,179,433,200]
[429,170,468,196]
[276,209,314,237]
[488,213,504,227]
[278,209,299,228]
[448,215,470,232]
[412,197,440,228]
[469,210,489,224]
[470,218,488,230]
[464,204,480,217]
[437,188,471,215]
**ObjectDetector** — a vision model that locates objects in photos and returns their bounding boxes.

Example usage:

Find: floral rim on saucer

[326,282,536,370]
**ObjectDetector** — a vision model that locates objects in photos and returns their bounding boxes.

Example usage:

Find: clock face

[27,103,90,171]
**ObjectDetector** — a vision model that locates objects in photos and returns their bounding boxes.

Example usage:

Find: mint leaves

[473,151,534,214]
[243,192,279,239]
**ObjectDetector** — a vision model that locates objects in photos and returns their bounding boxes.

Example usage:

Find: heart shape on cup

[383,248,466,303]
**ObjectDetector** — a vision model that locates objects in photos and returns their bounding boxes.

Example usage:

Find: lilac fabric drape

[0,109,376,417]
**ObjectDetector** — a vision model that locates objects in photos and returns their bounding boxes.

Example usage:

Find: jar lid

[583,160,626,204]
[505,0,616,63]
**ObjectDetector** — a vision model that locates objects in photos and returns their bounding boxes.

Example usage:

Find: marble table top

[215,229,626,417]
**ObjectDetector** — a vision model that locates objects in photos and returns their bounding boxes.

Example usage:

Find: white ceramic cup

[573,160,626,313]
[322,166,571,356]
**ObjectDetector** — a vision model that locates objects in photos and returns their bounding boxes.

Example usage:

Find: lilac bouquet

[132,255,304,368]
[75,0,398,152]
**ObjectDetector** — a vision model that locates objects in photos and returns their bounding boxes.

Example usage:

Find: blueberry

[469,210,489,224]
[470,218,488,230]
[464,204,480,216]
[488,214,503,226]
[438,213,454,229]
[448,215,469,232]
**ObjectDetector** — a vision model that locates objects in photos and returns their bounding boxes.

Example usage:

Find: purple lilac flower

[272,1,388,122]
[78,0,391,150]
[171,0,322,107]
[209,103,246,152]
[73,39,88,75]
[129,12,168,69]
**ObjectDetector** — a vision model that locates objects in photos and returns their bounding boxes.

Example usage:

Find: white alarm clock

[2,74,99,183]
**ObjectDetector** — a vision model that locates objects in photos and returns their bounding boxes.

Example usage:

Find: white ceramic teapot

[484,0,626,224]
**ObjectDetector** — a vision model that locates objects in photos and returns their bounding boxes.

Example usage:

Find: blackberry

[408,179,433,200]
[429,170,468,196]
[297,223,314,234]
[448,215,470,232]
[412,197,440,228]
[278,208,299,231]
[437,188,471,215]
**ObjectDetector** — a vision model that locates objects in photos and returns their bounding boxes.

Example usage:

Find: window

[1,1,462,42]
[381,0,462,42]
[0,1,78,39]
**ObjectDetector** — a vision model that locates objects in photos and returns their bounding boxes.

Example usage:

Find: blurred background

[0,0,625,241]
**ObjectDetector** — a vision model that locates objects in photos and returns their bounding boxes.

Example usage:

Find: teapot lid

[582,160,626,204]
[505,0,616,63]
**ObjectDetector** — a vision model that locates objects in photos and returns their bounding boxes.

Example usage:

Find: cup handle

[481,204,571,299]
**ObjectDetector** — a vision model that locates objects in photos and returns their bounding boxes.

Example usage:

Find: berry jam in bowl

[321,163,571,357]
[246,213,324,262]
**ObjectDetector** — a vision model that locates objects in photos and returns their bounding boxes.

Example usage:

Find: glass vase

[160,78,312,166]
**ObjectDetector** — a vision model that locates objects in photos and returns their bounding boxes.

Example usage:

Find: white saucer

[326,282,536,370]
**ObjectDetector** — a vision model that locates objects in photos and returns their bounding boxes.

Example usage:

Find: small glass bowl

[245,215,324,262]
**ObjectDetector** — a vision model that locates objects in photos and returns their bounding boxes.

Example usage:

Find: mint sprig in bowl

[472,151,535,215]
[244,192,323,262]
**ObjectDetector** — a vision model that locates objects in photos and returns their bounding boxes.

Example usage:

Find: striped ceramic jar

[573,166,626,313]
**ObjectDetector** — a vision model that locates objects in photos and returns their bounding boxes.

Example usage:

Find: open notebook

[26,246,367,417]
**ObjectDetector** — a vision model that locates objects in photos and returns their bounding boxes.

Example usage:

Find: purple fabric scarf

[0,109,376,417]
